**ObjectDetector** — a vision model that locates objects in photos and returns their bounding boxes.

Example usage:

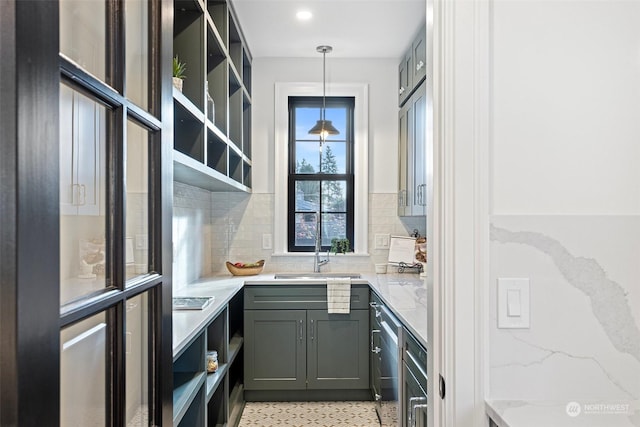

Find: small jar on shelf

[206,350,218,373]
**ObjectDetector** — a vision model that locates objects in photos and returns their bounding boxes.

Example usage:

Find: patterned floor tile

[238,401,380,427]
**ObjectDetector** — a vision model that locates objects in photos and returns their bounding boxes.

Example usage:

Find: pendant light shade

[308,119,339,136]
[309,45,339,137]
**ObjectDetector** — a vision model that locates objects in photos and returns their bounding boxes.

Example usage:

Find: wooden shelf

[173,0,252,193]
[228,334,243,365]
[173,371,206,425]
[205,362,228,401]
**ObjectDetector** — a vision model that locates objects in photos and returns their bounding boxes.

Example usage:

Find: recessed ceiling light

[296,10,313,21]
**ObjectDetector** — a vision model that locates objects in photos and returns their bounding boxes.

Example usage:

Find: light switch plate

[498,278,530,329]
[375,233,390,249]
[262,233,272,250]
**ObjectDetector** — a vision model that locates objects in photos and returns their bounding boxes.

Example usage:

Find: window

[274,83,368,255]
[287,97,355,252]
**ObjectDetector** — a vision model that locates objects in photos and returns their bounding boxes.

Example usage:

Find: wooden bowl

[226,260,265,276]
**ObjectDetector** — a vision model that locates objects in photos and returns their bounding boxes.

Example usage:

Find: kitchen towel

[326,277,351,314]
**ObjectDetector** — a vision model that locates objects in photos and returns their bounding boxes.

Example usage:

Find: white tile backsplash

[172,184,426,288]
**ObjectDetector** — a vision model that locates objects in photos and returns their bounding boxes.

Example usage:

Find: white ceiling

[231,0,426,59]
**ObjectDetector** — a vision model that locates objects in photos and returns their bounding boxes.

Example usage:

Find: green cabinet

[244,285,370,399]
[306,309,369,390]
[244,310,306,390]
[398,81,427,217]
[398,25,426,107]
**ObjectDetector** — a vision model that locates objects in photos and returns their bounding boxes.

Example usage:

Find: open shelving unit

[173,0,252,192]
[172,291,245,426]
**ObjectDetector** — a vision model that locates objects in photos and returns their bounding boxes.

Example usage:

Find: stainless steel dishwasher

[370,298,403,426]
[402,331,428,427]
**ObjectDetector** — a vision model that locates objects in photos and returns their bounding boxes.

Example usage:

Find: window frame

[287,96,355,252]
[274,82,369,256]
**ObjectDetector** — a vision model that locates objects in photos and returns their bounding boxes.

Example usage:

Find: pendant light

[308,45,339,138]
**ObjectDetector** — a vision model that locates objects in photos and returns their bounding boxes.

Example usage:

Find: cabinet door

[75,92,103,216]
[244,310,306,390]
[411,84,427,216]
[398,50,412,106]
[59,86,104,216]
[306,310,369,390]
[398,104,410,217]
[59,85,77,215]
[412,30,426,86]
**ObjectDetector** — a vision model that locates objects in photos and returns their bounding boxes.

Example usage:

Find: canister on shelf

[206,350,218,373]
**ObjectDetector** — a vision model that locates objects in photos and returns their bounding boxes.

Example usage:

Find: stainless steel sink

[273,272,362,280]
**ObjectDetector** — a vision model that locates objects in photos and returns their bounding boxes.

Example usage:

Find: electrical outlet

[262,233,272,250]
[375,233,390,249]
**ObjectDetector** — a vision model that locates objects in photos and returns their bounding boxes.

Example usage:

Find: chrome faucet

[313,212,329,273]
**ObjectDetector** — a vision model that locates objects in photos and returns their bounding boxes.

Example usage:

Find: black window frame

[287,96,355,252]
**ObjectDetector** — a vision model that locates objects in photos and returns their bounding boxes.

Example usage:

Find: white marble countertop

[486,400,640,427]
[172,271,428,358]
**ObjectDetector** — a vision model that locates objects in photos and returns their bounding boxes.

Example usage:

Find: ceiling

[231,0,426,59]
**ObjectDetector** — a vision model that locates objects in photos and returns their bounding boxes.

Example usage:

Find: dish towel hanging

[326,277,351,314]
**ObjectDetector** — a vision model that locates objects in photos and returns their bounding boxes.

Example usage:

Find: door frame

[428,0,492,425]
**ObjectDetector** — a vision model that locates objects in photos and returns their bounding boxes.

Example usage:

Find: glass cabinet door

[59,83,108,306]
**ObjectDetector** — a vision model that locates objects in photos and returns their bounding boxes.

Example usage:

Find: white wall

[487,0,640,408]
[251,57,400,194]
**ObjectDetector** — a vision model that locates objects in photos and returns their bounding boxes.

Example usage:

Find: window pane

[294,180,319,212]
[60,0,106,81]
[126,120,150,281]
[60,84,108,306]
[323,213,347,245]
[295,141,320,173]
[323,107,348,142]
[126,293,149,426]
[295,106,321,140]
[125,0,149,110]
[320,142,346,174]
[61,312,107,426]
[294,212,318,248]
[322,180,347,212]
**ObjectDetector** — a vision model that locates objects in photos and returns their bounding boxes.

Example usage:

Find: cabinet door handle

[399,87,405,95]
[299,320,303,341]
[411,402,428,427]
[310,319,314,341]
[79,184,86,206]
[416,60,425,71]
[370,329,381,354]
[369,301,382,318]
[72,184,80,206]
[404,190,409,207]
[421,184,427,206]
[409,397,427,427]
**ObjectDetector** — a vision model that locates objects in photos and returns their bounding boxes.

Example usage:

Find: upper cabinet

[398,24,427,217]
[173,0,253,192]
[398,26,427,107]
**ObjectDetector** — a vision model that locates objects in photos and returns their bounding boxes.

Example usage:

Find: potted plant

[330,238,351,255]
[173,56,187,92]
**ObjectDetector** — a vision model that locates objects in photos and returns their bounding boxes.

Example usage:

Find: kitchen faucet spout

[313,212,329,273]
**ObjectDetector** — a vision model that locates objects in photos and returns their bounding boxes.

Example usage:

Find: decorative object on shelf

[172,56,187,92]
[78,238,105,278]
[206,350,219,373]
[396,262,423,274]
[330,238,351,255]
[308,45,339,139]
[206,81,215,122]
[226,259,265,276]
